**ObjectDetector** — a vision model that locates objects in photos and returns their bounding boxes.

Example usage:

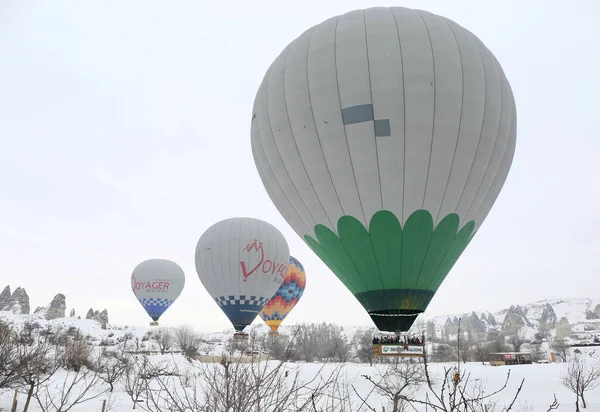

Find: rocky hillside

[0,284,109,325]
[423,297,600,345]
[1,285,598,348]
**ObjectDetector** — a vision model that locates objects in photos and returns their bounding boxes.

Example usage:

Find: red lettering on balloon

[240,239,265,282]
[262,260,272,273]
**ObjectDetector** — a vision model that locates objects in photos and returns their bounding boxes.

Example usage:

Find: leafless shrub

[353,329,377,366]
[551,338,569,362]
[173,325,201,360]
[154,328,173,355]
[122,355,151,410]
[508,331,528,353]
[359,328,526,412]
[0,321,22,390]
[34,366,107,412]
[560,355,600,410]
[361,359,426,412]
[96,348,127,392]
[16,334,64,412]
[63,337,94,372]
[143,353,346,412]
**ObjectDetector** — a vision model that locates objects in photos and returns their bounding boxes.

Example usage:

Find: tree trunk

[10,389,18,412]
[581,391,587,408]
[23,381,35,412]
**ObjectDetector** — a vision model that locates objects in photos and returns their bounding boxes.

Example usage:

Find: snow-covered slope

[1,297,599,351]
[423,297,600,344]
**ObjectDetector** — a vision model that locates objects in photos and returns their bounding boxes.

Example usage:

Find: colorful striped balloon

[260,256,306,333]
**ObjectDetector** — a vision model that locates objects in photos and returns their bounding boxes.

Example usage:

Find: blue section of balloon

[215,295,269,331]
[139,297,174,322]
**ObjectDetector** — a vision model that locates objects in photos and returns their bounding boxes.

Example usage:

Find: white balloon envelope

[195,217,290,331]
[131,259,185,322]
[250,7,516,332]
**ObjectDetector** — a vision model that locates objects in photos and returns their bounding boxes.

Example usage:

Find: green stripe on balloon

[304,210,476,331]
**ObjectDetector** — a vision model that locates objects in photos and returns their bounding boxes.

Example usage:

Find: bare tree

[0,321,23,390]
[473,343,489,365]
[173,325,201,360]
[353,329,376,366]
[358,332,527,412]
[560,356,600,410]
[96,349,127,392]
[154,328,173,355]
[19,335,62,412]
[361,359,425,412]
[144,352,346,412]
[34,366,107,412]
[552,338,569,362]
[63,334,94,371]
[122,355,149,410]
[384,356,524,411]
[508,331,528,352]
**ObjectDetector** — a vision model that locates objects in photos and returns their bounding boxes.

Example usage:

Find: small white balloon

[131,259,185,322]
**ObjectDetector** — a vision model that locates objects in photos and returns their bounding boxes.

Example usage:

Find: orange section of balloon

[260,256,306,332]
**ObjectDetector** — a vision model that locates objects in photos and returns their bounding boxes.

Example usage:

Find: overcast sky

[0,0,598,332]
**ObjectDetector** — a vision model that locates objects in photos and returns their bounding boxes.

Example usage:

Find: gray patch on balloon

[374,119,391,137]
[341,104,374,125]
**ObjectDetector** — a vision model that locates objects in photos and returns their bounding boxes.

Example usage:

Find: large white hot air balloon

[131,259,186,325]
[251,7,516,332]
[195,217,290,333]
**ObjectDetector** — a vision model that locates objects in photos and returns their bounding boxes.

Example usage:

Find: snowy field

[1,357,598,412]
[1,303,599,411]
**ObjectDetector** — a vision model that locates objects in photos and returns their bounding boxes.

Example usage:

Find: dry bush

[142,353,346,412]
[173,326,201,360]
[561,355,600,410]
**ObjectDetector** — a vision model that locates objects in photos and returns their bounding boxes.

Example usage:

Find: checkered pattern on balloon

[139,297,174,322]
[261,257,306,330]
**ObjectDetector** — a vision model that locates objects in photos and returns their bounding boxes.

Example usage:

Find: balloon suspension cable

[369,312,419,317]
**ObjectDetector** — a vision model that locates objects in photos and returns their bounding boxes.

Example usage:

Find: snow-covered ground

[2,299,600,411]
[1,357,598,411]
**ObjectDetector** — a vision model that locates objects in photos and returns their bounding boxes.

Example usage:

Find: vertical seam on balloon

[281,28,336,231]
[333,15,368,228]
[416,11,436,214]
[363,11,384,213]
[433,19,464,226]
[253,125,311,237]
[209,223,221,308]
[459,42,503,223]
[304,26,347,224]
[206,224,218,299]
[253,81,305,235]
[390,8,407,299]
[264,46,320,235]
[363,9,390,313]
[259,63,314,237]
[412,12,445,292]
[240,218,247,305]
[224,219,233,306]
[464,53,510,223]
[232,219,240,310]
[421,24,471,294]
[202,223,217,305]
[390,9,407,225]
[452,32,488,220]
[471,138,514,232]
[328,16,374,297]
[471,99,515,225]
